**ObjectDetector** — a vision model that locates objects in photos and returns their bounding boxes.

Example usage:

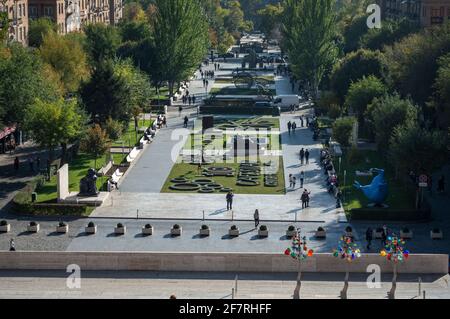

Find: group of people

[182,94,196,106]
[201,70,215,80]
[287,116,309,135]
[13,155,43,174]
[320,148,342,208]
[299,148,310,165]
[213,63,221,71]
[225,191,261,229]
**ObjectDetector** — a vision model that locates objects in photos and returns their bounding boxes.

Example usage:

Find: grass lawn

[111,119,153,148]
[334,149,416,213]
[149,87,169,100]
[162,116,285,195]
[210,87,276,96]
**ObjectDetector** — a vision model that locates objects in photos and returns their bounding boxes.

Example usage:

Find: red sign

[0,125,16,140]
[419,175,428,183]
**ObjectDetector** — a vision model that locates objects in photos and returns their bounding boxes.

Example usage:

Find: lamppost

[284,228,314,299]
[333,234,361,299]
[380,234,409,299]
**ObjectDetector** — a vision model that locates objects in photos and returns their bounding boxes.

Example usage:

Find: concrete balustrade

[0,252,447,274]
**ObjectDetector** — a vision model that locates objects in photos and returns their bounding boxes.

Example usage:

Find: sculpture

[79,168,99,197]
[353,168,388,207]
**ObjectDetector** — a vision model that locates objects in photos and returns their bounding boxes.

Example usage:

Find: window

[44,6,53,16]
[423,6,427,17]
[29,6,37,17]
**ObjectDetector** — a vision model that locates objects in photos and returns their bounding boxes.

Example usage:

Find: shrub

[88,222,95,228]
[347,146,364,164]
[30,221,37,226]
[0,220,7,226]
[345,226,353,232]
[173,224,180,229]
[145,224,152,229]
[117,223,124,228]
[201,225,209,230]
[259,225,268,231]
[332,117,356,147]
[104,117,123,141]
[230,225,238,230]
[288,225,295,231]
[59,222,67,227]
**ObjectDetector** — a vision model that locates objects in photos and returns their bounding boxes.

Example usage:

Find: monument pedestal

[63,192,110,206]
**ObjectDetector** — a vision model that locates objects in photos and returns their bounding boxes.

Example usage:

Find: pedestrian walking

[179,105,183,116]
[301,190,308,209]
[188,96,192,105]
[305,149,310,164]
[299,148,305,165]
[366,227,373,250]
[226,191,234,211]
[254,209,260,228]
[13,157,19,172]
[9,238,15,251]
[192,95,196,105]
[305,189,311,207]
[292,176,297,189]
[300,116,304,127]
[289,174,293,188]
[287,121,292,135]
[299,171,305,188]
[292,122,297,133]
[183,116,189,128]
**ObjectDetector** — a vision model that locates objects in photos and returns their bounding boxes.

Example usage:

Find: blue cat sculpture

[353,168,388,206]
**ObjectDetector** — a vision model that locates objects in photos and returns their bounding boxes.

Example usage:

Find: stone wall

[0,252,447,274]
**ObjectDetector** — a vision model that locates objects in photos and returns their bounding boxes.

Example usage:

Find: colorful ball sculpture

[333,235,361,262]
[284,229,314,260]
[380,234,409,263]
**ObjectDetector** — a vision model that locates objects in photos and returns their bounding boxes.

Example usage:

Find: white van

[272,95,300,110]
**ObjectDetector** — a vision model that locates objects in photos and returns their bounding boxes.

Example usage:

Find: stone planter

[27,224,40,233]
[0,224,11,233]
[258,229,269,238]
[115,226,126,235]
[286,229,296,238]
[400,230,413,239]
[200,228,210,237]
[142,226,154,236]
[56,225,69,234]
[85,226,97,234]
[315,229,326,239]
[171,227,182,236]
[430,230,443,240]
[229,228,239,237]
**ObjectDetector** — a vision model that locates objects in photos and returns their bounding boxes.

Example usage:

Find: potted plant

[286,225,296,238]
[142,224,154,236]
[345,226,353,237]
[400,227,413,239]
[430,228,443,240]
[171,224,182,236]
[258,225,269,238]
[373,227,384,239]
[315,226,326,239]
[229,225,239,237]
[85,222,97,235]
[56,222,69,234]
[115,223,126,235]
[0,220,10,233]
[27,221,40,233]
[200,224,210,237]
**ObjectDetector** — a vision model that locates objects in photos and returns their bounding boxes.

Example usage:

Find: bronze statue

[79,168,99,197]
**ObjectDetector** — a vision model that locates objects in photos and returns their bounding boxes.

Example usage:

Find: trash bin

[31,192,37,203]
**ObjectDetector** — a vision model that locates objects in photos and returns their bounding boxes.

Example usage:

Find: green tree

[80,124,111,169]
[389,123,448,177]
[25,98,84,161]
[431,53,450,130]
[341,14,368,54]
[80,61,131,124]
[367,94,418,150]
[282,0,337,99]
[39,32,90,94]
[28,17,57,47]
[257,3,284,39]
[0,44,60,126]
[344,75,386,124]
[84,23,122,66]
[332,116,357,147]
[150,0,209,97]
[330,49,383,102]
[119,20,152,43]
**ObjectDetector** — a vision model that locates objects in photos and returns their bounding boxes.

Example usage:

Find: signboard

[0,125,16,140]
[419,174,428,188]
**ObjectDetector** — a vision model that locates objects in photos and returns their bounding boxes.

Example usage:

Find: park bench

[126,147,140,163]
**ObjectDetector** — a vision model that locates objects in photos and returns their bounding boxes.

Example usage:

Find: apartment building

[0,0,29,45]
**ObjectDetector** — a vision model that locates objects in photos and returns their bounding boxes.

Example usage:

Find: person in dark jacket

[366,227,373,250]
[226,191,234,210]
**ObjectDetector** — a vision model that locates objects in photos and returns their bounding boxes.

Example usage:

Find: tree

[28,17,57,47]
[330,49,383,102]
[25,98,84,161]
[80,124,111,169]
[389,123,448,177]
[123,1,148,22]
[332,116,357,147]
[39,32,90,94]
[150,0,209,97]
[119,20,152,43]
[367,94,418,150]
[344,75,386,124]
[341,14,368,54]
[84,23,122,66]
[282,0,337,99]
[0,43,60,126]
[257,3,284,40]
[80,60,131,124]
[431,53,450,130]
[383,23,450,107]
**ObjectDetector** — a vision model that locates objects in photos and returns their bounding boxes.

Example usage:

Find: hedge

[200,106,280,116]
[349,208,431,221]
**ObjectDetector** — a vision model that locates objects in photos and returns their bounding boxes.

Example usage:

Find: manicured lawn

[111,119,154,148]
[210,87,276,96]
[333,149,416,213]
[149,87,169,100]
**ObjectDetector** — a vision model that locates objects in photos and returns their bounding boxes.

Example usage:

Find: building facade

[28,0,122,35]
[0,0,29,45]
[378,0,450,27]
